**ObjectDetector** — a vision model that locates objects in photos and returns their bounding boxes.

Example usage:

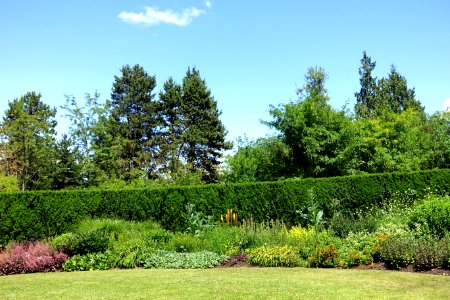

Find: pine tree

[107,64,158,181]
[158,68,231,182]
[51,134,83,190]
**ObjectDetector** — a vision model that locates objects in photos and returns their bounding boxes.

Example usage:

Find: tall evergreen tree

[0,92,57,190]
[107,64,158,181]
[156,78,184,175]
[378,65,423,114]
[355,52,424,118]
[51,134,83,190]
[354,51,379,118]
[158,68,231,183]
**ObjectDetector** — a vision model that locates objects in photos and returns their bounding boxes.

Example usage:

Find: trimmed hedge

[1,169,450,246]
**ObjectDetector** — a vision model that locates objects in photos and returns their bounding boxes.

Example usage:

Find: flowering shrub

[0,241,68,275]
[247,245,304,267]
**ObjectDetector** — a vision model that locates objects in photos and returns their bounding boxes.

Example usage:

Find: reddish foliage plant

[0,241,68,275]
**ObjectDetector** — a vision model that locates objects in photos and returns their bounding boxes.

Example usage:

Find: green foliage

[202,225,248,255]
[69,228,112,255]
[266,67,351,178]
[61,92,106,187]
[142,250,227,269]
[380,234,450,271]
[166,234,209,253]
[105,64,158,181]
[354,52,423,118]
[51,135,83,190]
[1,169,450,245]
[247,245,304,267]
[380,234,416,270]
[158,68,232,183]
[284,226,341,267]
[62,252,116,271]
[223,136,292,183]
[0,92,57,190]
[0,174,19,192]
[408,195,450,237]
[182,203,214,236]
[338,232,382,267]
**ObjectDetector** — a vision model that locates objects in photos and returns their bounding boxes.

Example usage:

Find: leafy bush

[167,234,209,253]
[146,229,173,243]
[202,226,249,255]
[142,251,227,269]
[0,242,68,275]
[247,246,304,267]
[50,232,77,253]
[380,234,416,270]
[338,232,383,267]
[62,252,116,271]
[408,195,450,237]
[328,214,378,238]
[183,203,214,236]
[67,228,112,255]
[380,234,450,271]
[284,226,341,267]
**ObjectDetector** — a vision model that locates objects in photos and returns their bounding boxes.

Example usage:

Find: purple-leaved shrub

[0,241,68,275]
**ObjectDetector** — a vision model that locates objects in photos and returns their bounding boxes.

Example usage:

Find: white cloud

[205,0,212,8]
[443,98,450,111]
[118,6,205,27]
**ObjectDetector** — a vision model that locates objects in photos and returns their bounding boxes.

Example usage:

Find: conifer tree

[158,68,231,182]
[107,64,158,181]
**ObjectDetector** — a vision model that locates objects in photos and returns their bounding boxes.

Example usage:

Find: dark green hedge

[1,169,449,246]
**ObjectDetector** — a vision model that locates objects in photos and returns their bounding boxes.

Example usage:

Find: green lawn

[1,268,449,299]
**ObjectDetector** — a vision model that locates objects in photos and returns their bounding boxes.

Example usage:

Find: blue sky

[1,0,450,143]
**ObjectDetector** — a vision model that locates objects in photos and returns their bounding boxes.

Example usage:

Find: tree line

[1,53,449,191]
[223,52,450,182]
[0,66,230,191]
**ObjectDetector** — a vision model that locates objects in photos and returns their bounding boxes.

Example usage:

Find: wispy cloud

[118,6,205,27]
[443,98,450,111]
[205,0,212,8]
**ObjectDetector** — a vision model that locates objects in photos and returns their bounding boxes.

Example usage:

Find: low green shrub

[202,226,249,255]
[408,195,450,237]
[328,214,378,238]
[62,252,116,271]
[167,234,209,253]
[69,228,112,255]
[380,234,416,270]
[338,232,383,267]
[247,245,305,267]
[142,251,227,269]
[380,234,450,271]
[146,229,173,243]
[109,240,156,269]
[283,226,342,267]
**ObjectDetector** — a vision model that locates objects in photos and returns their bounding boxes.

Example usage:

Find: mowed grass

[1,268,449,300]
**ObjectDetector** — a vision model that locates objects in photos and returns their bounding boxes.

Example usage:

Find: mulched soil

[351,263,450,276]
[218,256,449,275]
